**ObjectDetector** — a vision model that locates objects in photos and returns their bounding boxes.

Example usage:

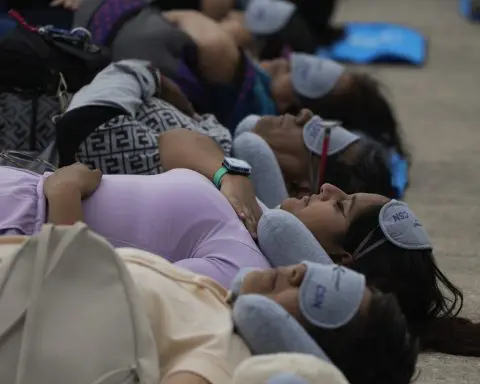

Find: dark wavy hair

[325,136,394,197]
[306,288,418,384]
[342,203,480,357]
[297,73,410,161]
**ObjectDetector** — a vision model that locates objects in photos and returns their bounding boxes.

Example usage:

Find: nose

[290,264,307,286]
[319,183,347,201]
[295,109,314,126]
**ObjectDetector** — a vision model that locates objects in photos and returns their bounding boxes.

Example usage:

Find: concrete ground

[335,0,480,382]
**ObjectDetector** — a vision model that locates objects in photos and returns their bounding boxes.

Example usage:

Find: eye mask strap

[352,226,387,260]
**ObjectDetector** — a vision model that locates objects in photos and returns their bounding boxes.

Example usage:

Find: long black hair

[341,204,480,357]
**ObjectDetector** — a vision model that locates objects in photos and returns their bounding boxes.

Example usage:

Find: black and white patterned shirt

[55,59,232,175]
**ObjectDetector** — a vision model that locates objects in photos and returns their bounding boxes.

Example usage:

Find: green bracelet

[213,167,229,189]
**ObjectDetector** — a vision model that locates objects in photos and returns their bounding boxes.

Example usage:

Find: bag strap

[16,225,53,384]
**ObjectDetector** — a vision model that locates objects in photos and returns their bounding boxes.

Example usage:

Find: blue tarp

[318,22,428,66]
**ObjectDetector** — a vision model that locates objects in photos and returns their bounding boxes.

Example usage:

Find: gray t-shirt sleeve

[67,60,156,116]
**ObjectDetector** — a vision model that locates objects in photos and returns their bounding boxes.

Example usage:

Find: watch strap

[213,167,229,189]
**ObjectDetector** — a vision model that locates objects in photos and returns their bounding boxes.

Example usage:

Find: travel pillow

[231,209,334,361]
[233,131,288,209]
[258,209,333,266]
[233,294,331,362]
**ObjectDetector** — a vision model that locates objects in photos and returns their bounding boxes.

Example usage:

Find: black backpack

[0,12,112,152]
[0,15,111,96]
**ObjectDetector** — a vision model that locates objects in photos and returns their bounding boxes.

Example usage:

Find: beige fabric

[120,248,252,384]
[0,223,159,384]
[233,353,350,384]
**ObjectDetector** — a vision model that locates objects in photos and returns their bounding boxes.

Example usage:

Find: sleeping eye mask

[231,261,366,362]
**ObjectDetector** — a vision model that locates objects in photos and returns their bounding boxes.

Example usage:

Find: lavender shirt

[0,166,269,288]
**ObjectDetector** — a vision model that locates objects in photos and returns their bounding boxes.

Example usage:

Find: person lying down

[0,230,416,384]
[53,59,396,198]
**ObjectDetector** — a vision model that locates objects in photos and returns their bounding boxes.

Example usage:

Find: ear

[329,251,353,266]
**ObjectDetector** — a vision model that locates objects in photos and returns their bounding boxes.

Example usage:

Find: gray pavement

[335,0,480,382]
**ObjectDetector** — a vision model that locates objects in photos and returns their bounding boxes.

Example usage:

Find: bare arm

[159,128,225,182]
[45,186,84,225]
[158,129,262,237]
[162,10,240,84]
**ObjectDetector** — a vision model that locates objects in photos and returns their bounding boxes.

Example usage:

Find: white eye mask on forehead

[231,263,366,330]
[303,116,360,156]
[299,262,366,329]
[353,199,433,260]
[244,0,296,35]
[290,53,345,99]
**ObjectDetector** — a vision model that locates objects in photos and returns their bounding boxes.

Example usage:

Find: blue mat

[317,22,428,66]
[460,0,480,22]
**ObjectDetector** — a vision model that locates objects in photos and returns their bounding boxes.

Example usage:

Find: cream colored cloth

[0,239,250,384]
[119,248,251,384]
[233,353,350,384]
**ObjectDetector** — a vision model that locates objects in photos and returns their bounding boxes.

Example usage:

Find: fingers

[238,205,261,240]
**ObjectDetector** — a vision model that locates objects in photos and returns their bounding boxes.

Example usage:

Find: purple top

[0,167,269,288]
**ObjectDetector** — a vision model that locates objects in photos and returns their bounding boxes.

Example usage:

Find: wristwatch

[213,157,252,189]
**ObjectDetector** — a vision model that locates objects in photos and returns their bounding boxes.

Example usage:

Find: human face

[281,183,389,255]
[260,58,296,113]
[239,263,372,325]
[253,109,314,196]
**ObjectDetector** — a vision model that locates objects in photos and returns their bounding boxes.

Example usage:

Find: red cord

[8,9,38,32]
[317,127,331,192]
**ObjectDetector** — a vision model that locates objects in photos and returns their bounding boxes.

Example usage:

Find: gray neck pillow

[233,131,288,209]
[231,211,335,365]
[233,294,331,362]
[258,209,333,266]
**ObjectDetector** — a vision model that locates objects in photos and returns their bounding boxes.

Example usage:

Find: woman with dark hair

[0,228,417,384]
[235,111,395,202]
[341,202,466,354]
[0,128,474,359]
[155,128,477,358]
[73,2,407,160]
[54,59,397,197]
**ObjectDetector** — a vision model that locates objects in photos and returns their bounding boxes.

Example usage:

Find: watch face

[224,157,252,174]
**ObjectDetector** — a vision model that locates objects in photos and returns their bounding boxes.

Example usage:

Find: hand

[50,0,82,10]
[44,163,102,199]
[158,75,197,118]
[220,175,262,239]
